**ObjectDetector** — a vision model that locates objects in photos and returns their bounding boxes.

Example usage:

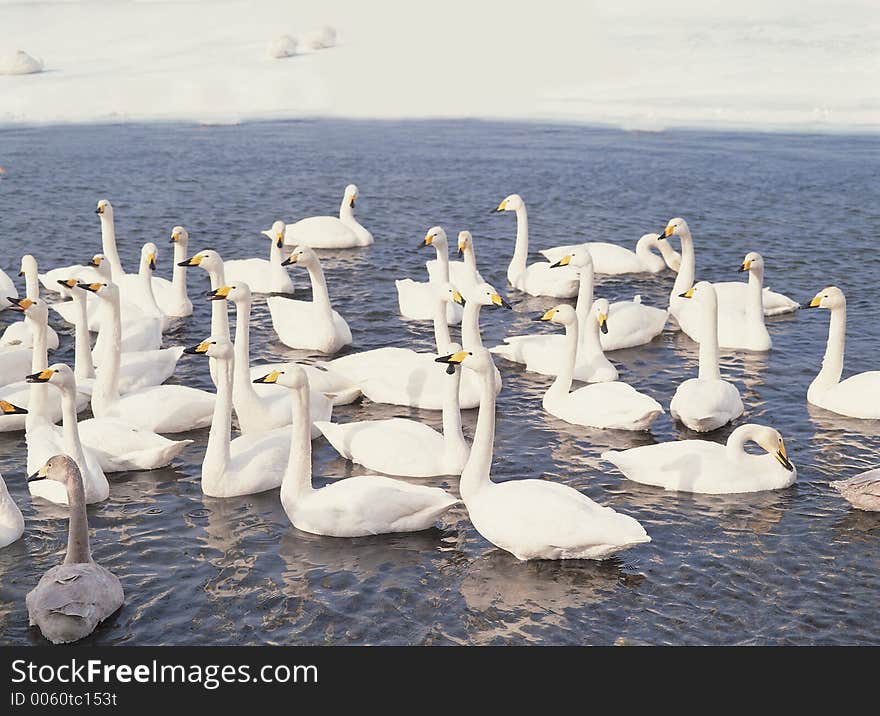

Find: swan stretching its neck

[167,226,194,316]
[179,249,228,340]
[95,199,124,281]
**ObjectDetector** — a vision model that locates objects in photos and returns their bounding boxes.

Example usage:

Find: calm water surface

[0,120,878,645]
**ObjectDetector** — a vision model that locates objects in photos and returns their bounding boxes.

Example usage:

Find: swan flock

[0,185,875,645]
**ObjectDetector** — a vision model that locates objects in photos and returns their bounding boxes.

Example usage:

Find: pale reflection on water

[0,120,878,644]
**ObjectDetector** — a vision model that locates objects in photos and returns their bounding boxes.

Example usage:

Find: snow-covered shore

[0,0,877,132]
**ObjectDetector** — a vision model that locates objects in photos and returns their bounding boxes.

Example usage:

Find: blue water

[0,119,878,644]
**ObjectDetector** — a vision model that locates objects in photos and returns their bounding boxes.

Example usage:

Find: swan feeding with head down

[539,232,682,275]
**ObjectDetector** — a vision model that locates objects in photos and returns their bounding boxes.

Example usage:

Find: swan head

[551,245,593,270]
[536,303,578,328]
[464,282,511,309]
[420,226,447,250]
[804,285,845,311]
[95,199,113,218]
[207,282,251,304]
[438,282,465,306]
[661,217,689,239]
[738,251,764,274]
[141,243,158,272]
[344,184,359,208]
[253,364,310,390]
[26,362,75,390]
[183,337,233,360]
[733,424,795,472]
[19,254,37,277]
[77,281,118,302]
[435,347,495,375]
[179,249,223,272]
[281,245,319,268]
[493,194,523,213]
[27,454,79,488]
[260,220,287,248]
[678,280,718,307]
[457,230,472,256]
[170,226,189,245]
[7,296,48,322]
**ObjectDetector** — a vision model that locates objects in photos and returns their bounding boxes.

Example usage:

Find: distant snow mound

[302,25,336,51]
[267,34,297,60]
[0,50,44,76]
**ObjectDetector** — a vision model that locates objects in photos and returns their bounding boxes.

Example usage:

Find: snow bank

[302,25,336,51]
[267,34,297,59]
[0,50,43,75]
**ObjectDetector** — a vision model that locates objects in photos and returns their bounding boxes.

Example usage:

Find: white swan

[224,220,294,294]
[1,255,60,350]
[664,218,798,340]
[29,364,192,473]
[208,282,332,436]
[156,226,194,317]
[803,286,880,419]
[178,249,229,387]
[26,455,124,644]
[539,303,663,430]
[256,365,459,536]
[425,230,485,289]
[831,470,880,511]
[48,254,139,331]
[83,282,215,434]
[284,184,373,249]
[91,275,162,359]
[492,194,579,298]
[185,339,290,498]
[0,467,24,549]
[316,342,469,477]
[669,282,744,432]
[437,348,651,560]
[395,227,464,324]
[540,233,682,275]
[324,283,495,409]
[603,424,797,494]
[268,246,352,353]
[39,253,104,296]
[0,263,17,312]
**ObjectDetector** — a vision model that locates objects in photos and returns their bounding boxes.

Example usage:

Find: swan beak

[349,196,356,208]
[170,231,180,243]
[77,282,104,293]
[738,259,752,273]
[276,234,284,248]
[802,295,822,309]
[87,256,102,267]
[6,297,32,312]
[95,207,103,215]
[490,293,512,309]
[679,287,695,299]
[25,369,55,384]
[18,270,24,277]
[281,253,299,266]
[253,370,282,384]
[421,233,434,248]
[550,255,572,268]
[493,199,508,213]
[435,351,469,374]
[57,279,78,289]
[183,340,212,355]
[598,313,609,334]
[662,226,674,238]
[179,255,202,267]
[0,400,28,416]
[27,461,51,482]
[451,290,465,307]
[148,254,156,271]
[207,286,231,301]
[535,308,556,322]
[775,442,794,472]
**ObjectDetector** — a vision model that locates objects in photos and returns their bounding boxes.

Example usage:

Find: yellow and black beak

[178,255,202,267]
[775,441,794,472]
[434,350,469,375]
[0,400,28,416]
[6,297,33,312]
[95,206,104,215]
[26,369,55,384]
[147,253,156,271]
[183,340,212,355]
[457,240,466,256]
[451,290,465,307]
[550,255,572,268]
[253,370,282,384]
[18,269,24,277]
[281,253,298,266]
[207,286,231,301]
[170,231,179,244]
[598,312,609,334]
[662,225,674,238]
[87,256,102,267]
[535,308,556,322]
[77,282,104,293]
[679,287,695,299]
[738,259,752,273]
[420,233,434,249]
[57,278,78,290]
[492,199,508,213]
[27,462,50,482]
[349,196,356,208]
[801,295,822,309]
[490,293,512,309]
[276,234,284,249]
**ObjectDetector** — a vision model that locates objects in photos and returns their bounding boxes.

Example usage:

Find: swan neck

[507,205,529,283]
[72,293,95,381]
[101,215,124,281]
[461,302,484,350]
[208,267,230,341]
[574,267,595,332]
[25,267,39,299]
[232,299,258,403]
[306,263,332,317]
[746,267,765,323]
[441,365,465,452]
[203,355,233,485]
[283,385,314,500]
[432,297,452,353]
[59,382,89,476]
[25,313,49,428]
[697,296,722,381]
[670,230,695,299]
[172,241,188,303]
[460,368,496,501]
[818,306,846,385]
[64,465,91,565]
[94,294,122,413]
[549,321,578,395]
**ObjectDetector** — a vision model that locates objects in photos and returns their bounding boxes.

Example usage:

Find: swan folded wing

[672,379,743,422]
[819,372,880,418]
[284,216,357,249]
[516,263,579,298]
[564,382,663,427]
[539,244,583,264]
[603,442,721,492]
